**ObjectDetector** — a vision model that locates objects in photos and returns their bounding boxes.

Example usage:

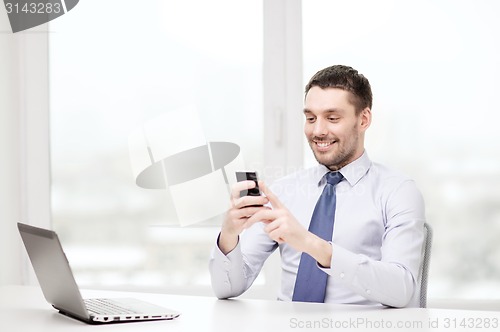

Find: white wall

[0,12,22,286]
[0,13,51,286]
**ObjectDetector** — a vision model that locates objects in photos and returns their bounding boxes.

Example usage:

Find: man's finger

[259,181,284,209]
[267,228,285,244]
[263,218,281,234]
[234,205,271,219]
[230,180,258,200]
[247,208,277,224]
[233,195,269,209]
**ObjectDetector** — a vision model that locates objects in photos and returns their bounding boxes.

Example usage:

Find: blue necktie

[292,171,343,303]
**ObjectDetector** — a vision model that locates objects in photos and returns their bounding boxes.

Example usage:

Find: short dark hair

[305,65,373,112]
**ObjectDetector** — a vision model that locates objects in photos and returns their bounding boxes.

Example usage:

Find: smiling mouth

[313,140,336,150]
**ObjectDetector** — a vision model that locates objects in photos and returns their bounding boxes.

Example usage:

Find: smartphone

[235,171,261,197]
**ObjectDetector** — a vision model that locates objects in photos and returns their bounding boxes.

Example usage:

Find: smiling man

[209,65,426,308]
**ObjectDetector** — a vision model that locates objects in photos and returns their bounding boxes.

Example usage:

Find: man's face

[304,86,371,170]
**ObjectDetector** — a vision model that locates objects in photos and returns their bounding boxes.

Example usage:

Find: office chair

[419,222,433,308]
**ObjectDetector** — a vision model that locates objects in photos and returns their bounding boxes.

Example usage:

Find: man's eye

[306,117,315,122]
[328,117,340,122]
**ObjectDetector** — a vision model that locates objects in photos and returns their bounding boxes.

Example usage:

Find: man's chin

[313,152,350,170]
[313,153,336,167]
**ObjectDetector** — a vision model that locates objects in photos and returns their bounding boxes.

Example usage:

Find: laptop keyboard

[84,299,139,315]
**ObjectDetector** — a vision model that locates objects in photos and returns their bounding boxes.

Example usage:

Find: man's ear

[359,107,372,131]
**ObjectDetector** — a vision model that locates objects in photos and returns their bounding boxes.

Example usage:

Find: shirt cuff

[318,243,369,284]
[213,233,242,266]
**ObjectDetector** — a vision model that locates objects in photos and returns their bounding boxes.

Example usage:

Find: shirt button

[339,273,345,279]
[366,289,371,295]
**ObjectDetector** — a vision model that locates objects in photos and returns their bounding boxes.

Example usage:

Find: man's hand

[248,182,333,268]
[218,180,270,255]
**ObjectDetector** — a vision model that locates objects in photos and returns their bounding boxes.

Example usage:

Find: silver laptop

[17,222,180,324]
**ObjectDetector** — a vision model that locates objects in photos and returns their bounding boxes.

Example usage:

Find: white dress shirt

[209,151,426,307]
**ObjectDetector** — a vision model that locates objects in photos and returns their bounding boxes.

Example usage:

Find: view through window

[303,0,500,299]
[49,0,263,295]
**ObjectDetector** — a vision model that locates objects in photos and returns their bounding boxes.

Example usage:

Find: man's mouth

[314,140,336,151]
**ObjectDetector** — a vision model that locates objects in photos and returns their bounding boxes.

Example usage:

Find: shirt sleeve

[209,235,247,299]
[209,223,278,299]
[320,179,426,308]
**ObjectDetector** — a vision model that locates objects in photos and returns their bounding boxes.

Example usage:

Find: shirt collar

[313,150,372,187]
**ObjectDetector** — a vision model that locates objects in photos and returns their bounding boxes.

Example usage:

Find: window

[49,0,263,294]
[303,0,500,299]
[47,0,500,302]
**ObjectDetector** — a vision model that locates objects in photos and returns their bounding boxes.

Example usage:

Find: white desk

[2,285,500,331]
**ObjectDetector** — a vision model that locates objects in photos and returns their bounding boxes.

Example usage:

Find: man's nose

[312,118,327,136]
